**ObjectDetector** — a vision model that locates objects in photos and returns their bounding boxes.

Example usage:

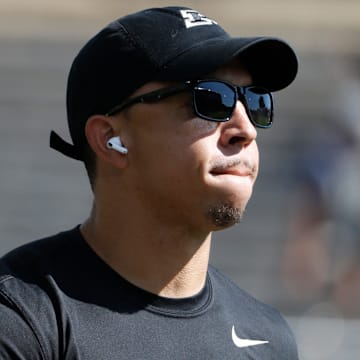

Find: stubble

[208,203,244,228]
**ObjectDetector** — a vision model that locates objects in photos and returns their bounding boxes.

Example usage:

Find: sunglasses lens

[245,87,273,127]
[194,81,236,121]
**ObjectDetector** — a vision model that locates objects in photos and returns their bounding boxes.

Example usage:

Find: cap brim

[161,37,298,92]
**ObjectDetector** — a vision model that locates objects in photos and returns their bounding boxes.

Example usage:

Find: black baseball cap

[50,6,298,161]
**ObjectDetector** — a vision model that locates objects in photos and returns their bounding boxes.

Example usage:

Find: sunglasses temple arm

[140,82,191,103]
[106,97,141,116]
[106,82,191,116]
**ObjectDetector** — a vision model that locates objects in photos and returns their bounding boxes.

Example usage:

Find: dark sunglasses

[106,79,273,128]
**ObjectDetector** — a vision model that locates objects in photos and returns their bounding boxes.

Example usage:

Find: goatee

[208,203,244,228]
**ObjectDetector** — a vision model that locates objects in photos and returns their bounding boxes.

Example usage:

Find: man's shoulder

[208,265,292,329]
[0,226,80,320]
[0,226,83,359]
[208,266,298,357]
[0,226,81,280]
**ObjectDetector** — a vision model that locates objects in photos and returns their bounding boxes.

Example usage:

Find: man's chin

[207,203,245,229]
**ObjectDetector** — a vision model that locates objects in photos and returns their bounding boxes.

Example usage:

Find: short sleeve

[0,302,45,360]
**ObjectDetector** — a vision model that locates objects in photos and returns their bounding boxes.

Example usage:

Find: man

[0,6,298,359]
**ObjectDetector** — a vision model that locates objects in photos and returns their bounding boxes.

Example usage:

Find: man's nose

[218,100,257,149]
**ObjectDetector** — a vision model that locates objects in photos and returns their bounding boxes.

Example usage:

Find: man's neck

[80,207,212,299]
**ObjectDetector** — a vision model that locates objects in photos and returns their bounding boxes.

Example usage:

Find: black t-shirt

[0,227,298,359]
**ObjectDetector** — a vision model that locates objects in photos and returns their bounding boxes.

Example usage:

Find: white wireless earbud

[106,136,128,154]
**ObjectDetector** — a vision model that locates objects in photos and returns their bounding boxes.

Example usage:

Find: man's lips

[209,159,256,178]
[210,168,252,177]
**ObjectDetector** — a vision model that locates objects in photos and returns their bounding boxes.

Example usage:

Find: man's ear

[85,115,128,168]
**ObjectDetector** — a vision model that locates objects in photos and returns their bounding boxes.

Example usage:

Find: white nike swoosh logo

[231,326,269,348]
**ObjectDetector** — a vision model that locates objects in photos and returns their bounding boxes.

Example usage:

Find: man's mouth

[210,168,252,177]
[209,159,256,178]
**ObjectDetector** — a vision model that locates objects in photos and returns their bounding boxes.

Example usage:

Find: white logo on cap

[180,9,217,29]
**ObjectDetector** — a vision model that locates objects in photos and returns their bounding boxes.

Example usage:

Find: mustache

[209,158,257,175]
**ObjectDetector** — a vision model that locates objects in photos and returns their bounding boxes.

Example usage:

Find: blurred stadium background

[0,1,359,358]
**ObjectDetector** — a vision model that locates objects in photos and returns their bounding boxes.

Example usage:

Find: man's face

[120,62,259,233]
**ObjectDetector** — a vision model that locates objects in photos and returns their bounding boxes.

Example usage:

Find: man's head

[50,6,297,230]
